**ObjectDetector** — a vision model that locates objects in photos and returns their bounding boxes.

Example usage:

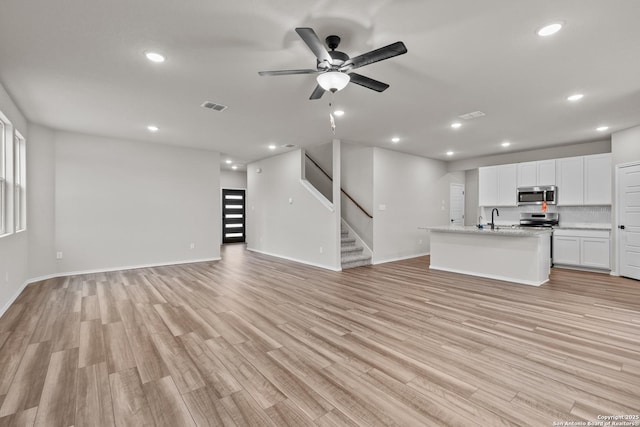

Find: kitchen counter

[427,225,552,236]
[554,226,611,231]
[427,226,551,286]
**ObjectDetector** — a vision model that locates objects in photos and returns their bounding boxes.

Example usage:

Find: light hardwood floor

[0,244,639,426]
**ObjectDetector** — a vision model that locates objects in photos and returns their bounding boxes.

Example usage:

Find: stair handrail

[304,153,373,219]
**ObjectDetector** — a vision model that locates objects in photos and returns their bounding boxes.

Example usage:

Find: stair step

[341,254,372,269]
[341,245,363,255]
[341,237,356,246]
[341,251,370,262]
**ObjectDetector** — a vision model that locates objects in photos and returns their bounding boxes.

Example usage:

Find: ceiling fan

[259,27,407,100]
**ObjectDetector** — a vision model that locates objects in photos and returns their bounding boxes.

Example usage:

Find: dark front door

[222,189,246,244]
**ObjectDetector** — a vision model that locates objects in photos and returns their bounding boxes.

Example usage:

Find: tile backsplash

[478,205,611,228]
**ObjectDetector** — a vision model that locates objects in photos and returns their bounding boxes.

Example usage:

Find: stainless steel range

[519,212,559,228]
[519,213,559,265]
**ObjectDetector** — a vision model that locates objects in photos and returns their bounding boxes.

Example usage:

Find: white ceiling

[1,0,639,171]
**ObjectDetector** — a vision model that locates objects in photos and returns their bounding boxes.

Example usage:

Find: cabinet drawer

[553,229,610,239]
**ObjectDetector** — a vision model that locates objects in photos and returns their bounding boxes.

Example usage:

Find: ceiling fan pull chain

[329,99,336,135]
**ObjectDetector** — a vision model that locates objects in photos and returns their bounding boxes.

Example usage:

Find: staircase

[341,227,372,269]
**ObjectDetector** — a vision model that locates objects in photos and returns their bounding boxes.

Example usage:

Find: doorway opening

[450,183,465,225]
[222,189,246,244]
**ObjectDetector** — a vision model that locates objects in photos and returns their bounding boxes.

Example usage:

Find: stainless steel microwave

[517,186,557,205]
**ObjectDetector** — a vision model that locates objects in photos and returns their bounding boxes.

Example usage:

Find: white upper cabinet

[497,164,517,206]
[537,160,556,186]
[517,162,537,187]
[517,160,556,187]
[478,166,498,207]
[480,153,610,208]
[557,156,584,205]
[584,153,612,205]
[557,153,611,206]
[479,164,516,206]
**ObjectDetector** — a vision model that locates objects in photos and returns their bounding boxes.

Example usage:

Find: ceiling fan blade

[258,69,318,76]
[309,84,325,100]
[341,41,407,71]
[348,73,390,92]
[295,27,332,64]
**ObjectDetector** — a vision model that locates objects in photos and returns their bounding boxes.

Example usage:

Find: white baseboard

[0,257,221,319]
[552,264,611,274]
[0,280,31,319]
[429,265,547,287]
[373,252,430,265]
[49,257,222,280]
[247,247,341,271]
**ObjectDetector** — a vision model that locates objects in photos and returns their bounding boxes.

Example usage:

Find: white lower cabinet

[553,229,610,270]
[553,235,581,265]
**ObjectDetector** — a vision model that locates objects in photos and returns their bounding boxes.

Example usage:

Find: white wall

[27,124,57,279]
[220,170,247,189]
[611,125,640,274]
[341,142,374,248]
[447,140,611,172]
[305,143,334,202]
[304,156,333,202]
[465,169,479,226]
[54,131,221,273]
[372,148,464,264]
[247,149,340,270]
[306,143,333,176]
[0,83,29,314]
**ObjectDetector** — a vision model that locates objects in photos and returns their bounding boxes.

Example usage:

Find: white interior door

[618,163,640,279]
[450,184,465,225]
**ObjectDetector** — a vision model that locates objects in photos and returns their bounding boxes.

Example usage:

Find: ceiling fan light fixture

[317,71,350,92]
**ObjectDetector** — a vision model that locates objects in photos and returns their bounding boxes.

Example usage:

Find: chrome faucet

[491,208,499,230]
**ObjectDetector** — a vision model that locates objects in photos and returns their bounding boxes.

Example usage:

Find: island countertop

[424,225,552,237]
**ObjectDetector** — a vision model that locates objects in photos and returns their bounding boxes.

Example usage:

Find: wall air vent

[201,101,228,112]
[458,110,485,120]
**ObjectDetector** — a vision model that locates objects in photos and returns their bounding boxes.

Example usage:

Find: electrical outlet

[56,251,63,260]
[190,243,195,249]
[319,246,323,254]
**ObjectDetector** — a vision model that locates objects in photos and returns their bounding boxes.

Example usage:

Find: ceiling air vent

[458,110,485,120]
[201,101,228,112]
[282,144,297,148]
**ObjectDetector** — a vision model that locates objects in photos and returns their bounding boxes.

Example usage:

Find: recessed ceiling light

[147,125,159,132]
[232,165,238,170]
[537,22,563,37]
[596,126,609,132]
[333,110,345,117]
[225,159,232,164]
[451,122,462,129]
[567,93,584,102]
[446,151,454,156]
[391,137,400,143]
[144,51,165,63]
[501,141,511,147]
[268,144,277,150]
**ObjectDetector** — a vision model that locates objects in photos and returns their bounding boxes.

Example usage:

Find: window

[14,131,26,232]
[0,119,5,235]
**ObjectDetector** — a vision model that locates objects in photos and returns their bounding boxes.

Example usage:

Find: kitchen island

[427,226,552,286]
